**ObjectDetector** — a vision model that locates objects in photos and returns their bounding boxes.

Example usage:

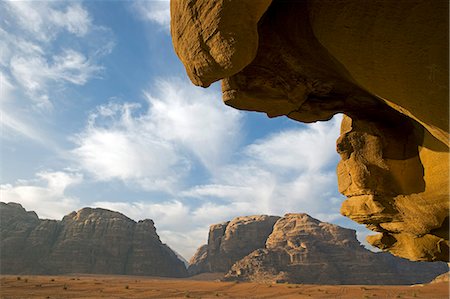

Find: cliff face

[0,202,187,277]
[170,0,449,262]
[188,215,280,275]
[190,214,447,284]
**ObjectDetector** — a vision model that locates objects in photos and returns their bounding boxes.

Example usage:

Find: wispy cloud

[5,104,372,260]
[0,1,114,144]
[10,49,103,110]
[188,116,344,216]
[245,122,339,173]
[1,111,50,146]
[72,78,242,192]
[130,0,170,30]
[2,1,91,42]
[1,70,58,148]
[77,114,351,259]
[0,170,83,219]
[0,0,376,261]
[0,71,15,103]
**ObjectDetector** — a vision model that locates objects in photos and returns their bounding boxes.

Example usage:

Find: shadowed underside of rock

[0,202,187,277]
[171,0,449,262]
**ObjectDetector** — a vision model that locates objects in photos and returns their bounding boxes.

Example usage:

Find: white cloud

[245,120,340,173]
[49,49,102,85]
[73,124,188,192]
[0,28,44,67]
[0,72,61,149]
[72,78,242,192]
[192,201,257,224]
[2,1,91,42]
[93,200,190,231]
[81,115,351,260]
[181,184,252,199]
[131,0,170,29]
[1,111,50,145]
[0,71,15,103]
[0,0,378,261]
[0,73,66,152]
[49,3,91,37]
[0,0,113,144]
[145,79,243,170]
[0,171,83,219]
[184,115,344,217]
[10,49,102,109]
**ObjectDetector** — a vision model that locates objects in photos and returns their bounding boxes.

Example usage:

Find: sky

[0,0,373,260]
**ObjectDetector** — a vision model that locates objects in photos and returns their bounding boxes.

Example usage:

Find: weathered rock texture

[190,214,447,284]
[225,214,447,284]
[188,215,280,275]
[0,202,187,277]
[171,0,449,261]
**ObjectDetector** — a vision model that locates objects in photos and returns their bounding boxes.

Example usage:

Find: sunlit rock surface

[171,0,449,261]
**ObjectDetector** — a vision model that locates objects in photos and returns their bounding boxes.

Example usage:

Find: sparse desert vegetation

[1,275,448,299]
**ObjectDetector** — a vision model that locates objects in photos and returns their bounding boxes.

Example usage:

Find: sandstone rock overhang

[171,0,449,262]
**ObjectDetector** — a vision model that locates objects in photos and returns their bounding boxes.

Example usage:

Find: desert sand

[1,274,448,299]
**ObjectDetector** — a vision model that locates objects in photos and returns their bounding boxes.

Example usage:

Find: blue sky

[0,1,372,260]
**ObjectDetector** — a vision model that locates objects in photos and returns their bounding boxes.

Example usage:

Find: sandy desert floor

[1,274,448,299]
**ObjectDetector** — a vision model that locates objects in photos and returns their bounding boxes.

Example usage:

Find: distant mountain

[190,213,448,284]
[0,202,187,277]
[171,248,190,268]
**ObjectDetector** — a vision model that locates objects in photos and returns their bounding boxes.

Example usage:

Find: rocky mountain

[188,215,280,275]
[191,213,447,284]
[0,202,187,277]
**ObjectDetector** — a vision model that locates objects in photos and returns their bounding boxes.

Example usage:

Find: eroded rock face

[337,115,449,261]
[0,202,187,277]
[223,214,448,284]
[187,215,280,275]
[171,0,449,261]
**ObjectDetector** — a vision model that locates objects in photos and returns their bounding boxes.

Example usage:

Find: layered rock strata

[190,214,447,284]
[188,215,280,275]
[0,202,187,277]
[171,0,449,261]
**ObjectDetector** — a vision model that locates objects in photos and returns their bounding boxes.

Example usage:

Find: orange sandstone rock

[171,0,449,261]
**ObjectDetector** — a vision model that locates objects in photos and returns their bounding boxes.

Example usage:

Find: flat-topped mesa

[0,202,187,277]
[188,215,280,275]
[171,0,449,262]
[227,213,449,284]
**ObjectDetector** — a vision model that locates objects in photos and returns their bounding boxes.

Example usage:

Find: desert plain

[1,274,448,299]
